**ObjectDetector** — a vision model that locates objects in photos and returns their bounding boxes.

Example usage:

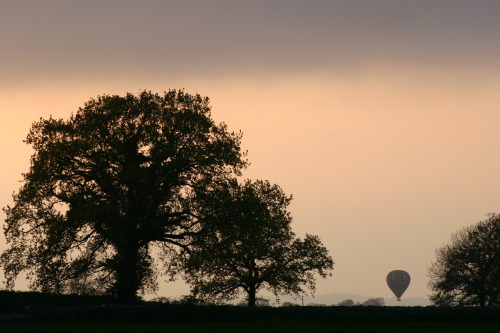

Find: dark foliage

[183,179,334,306]
[6,303,500,324]
[1,291,499,324]
[1,90,246,303]
[428,214,500,307]
[0,290,119,307]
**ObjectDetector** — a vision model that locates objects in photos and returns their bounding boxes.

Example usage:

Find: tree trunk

[478,291,486,307]
[114,244,141,304]
[247,285,257,306]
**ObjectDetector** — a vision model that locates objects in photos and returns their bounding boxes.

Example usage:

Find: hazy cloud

[1,0,500,86]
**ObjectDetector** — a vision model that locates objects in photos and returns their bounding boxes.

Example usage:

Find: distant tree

[0,90,246,303]
[336,299,355,306]
[307,302,327,306]
[182,179,334,306]
[428,214,499,307]
[282,301,299,307]
[361,297,385,306]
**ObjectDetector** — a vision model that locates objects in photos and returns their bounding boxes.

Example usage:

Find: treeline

[1,291,499,324]
[0,290,119,307]
[5,304,500,324]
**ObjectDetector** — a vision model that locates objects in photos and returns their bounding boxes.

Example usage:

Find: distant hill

[273,293,431,307]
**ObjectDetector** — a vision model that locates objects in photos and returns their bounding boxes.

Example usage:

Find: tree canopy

[336,299,355,306]
[360,298,385,306]
[428,214,499,307]
[1,90,246,303]
[182,179,334,306]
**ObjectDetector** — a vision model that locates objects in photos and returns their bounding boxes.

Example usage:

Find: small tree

[428,214,500,307]
[361,297,385,306]
[282,301,299,307]
[183,179,334,306]
[336,299,355,306]
[1,90,246,303]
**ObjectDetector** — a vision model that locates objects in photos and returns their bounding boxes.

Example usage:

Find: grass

[1,294,499,332]
[1,321,499,333]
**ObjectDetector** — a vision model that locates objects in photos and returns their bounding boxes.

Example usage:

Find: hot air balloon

[386,270,410,301]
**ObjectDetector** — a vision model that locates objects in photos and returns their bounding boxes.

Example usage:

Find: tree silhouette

[182,179,334,306]
[0,90,246,303]
[360,298,385,306]
[336,299,354,306]
[428,213,499,307]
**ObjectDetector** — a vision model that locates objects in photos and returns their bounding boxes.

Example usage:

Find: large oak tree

[1,90,246,303]
[183,179,334,306]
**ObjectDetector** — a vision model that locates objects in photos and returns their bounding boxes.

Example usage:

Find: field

[1,321,500,333]
[1,292,498,332]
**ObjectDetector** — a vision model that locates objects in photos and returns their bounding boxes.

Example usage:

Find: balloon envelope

[386,270,410,301]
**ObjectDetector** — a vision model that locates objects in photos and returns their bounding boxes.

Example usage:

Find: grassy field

[1,292,498,332]
[1,321,500,333]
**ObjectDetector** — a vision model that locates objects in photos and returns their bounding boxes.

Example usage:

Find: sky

[1,0,500,302]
